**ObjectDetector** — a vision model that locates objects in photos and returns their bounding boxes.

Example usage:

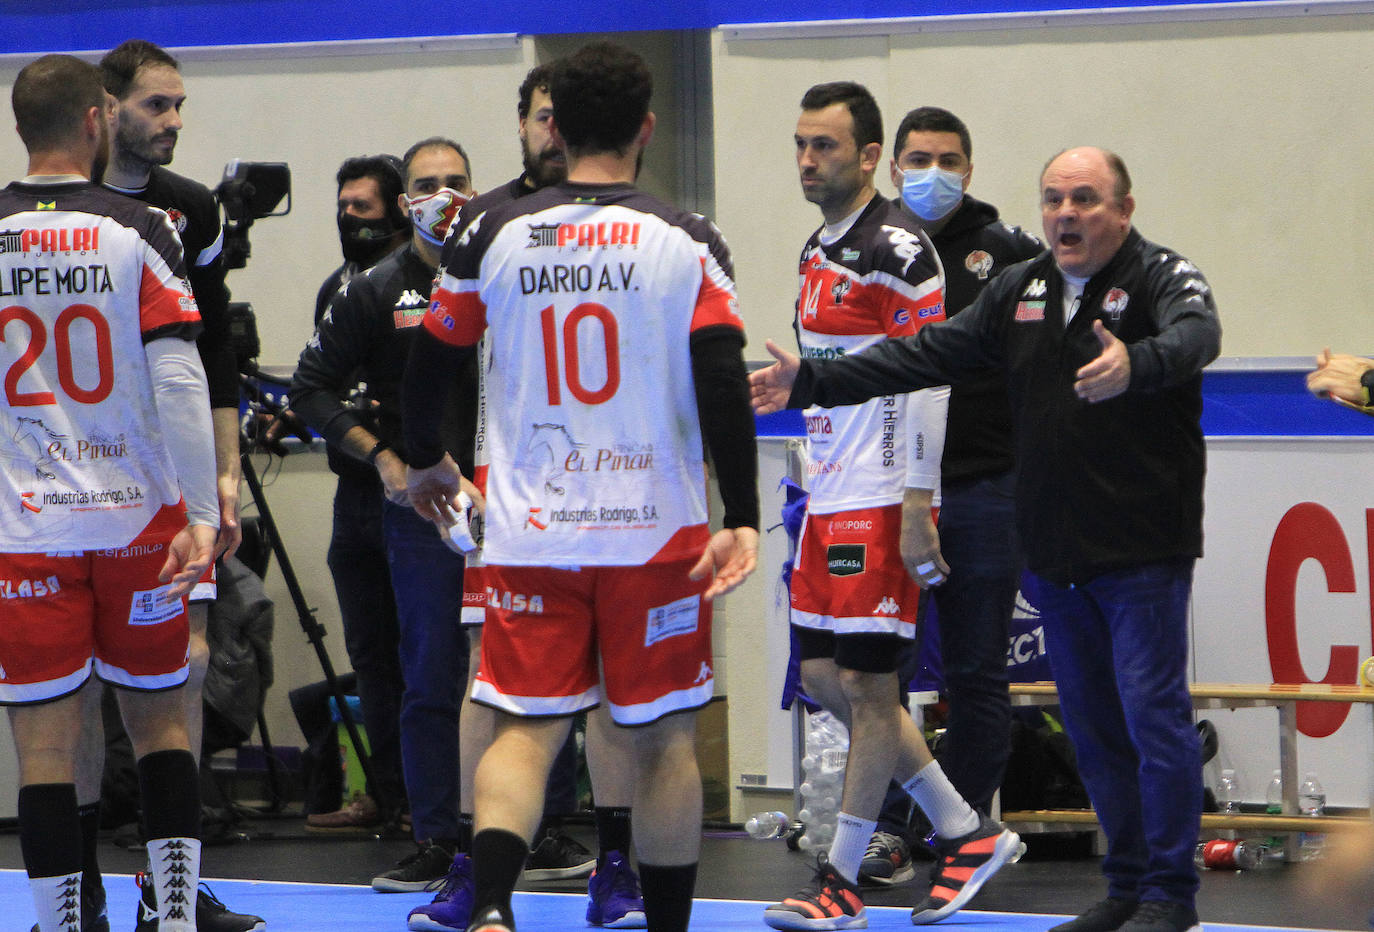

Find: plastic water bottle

[1262,770,1284,855]
[1194,839,1266,870]
[745,811,791,840]
[1298,772,1326,860]
[1217,768,1239,814]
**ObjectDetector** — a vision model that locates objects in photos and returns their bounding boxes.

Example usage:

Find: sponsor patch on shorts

[128,588,181,626]
[644,594,700,647]
[827,543,866,577]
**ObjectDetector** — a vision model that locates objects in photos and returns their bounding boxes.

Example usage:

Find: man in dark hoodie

[857,107,1044,886]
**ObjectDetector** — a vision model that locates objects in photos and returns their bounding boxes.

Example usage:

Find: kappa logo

[875,596,900,616]
[1101,287,1129,321]
[1023,278,1047,298]
[396,289,427,308]
[694,662,712,684]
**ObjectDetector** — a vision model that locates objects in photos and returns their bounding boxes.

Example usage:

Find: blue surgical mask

[901,167,966,221]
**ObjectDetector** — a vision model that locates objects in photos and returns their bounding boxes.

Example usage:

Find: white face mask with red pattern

[405,188,470,246]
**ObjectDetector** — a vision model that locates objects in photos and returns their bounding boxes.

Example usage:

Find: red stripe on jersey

[423,286,486,346]
[645,522,711,564]
[138,263,199,334]
[473,463,489,494]
[689,258,743,333]
[888,285,945,338]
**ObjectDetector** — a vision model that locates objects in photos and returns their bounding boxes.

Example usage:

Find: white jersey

[0,180,202,551]
[425,181,744,566]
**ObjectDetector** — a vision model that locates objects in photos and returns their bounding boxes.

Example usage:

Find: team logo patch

[840,247,861,262]
[1102,287,1130,321]
[826,543,866,577]
[1015,301,1046,322]
[644,594,701,647]
[965,250,993,280]
[830,277,851,305]
[164,208,188,235]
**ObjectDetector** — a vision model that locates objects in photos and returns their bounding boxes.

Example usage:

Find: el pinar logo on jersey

[0,227,100,255]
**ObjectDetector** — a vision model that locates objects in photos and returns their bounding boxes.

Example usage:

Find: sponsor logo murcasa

[485,587,545,613]
[526,220,641,250]
[0,575,60,599]
[0,226,101,255]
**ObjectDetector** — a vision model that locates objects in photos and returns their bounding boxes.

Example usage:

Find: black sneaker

[858,831,915,886]
[1049,898,1140,932]
[763,853,867,930]
[135,873,267,931]
[910,815,1023,924]
[372,841,459,893]
[1119,900,1200,932]
[29,877,109,932]
[523,829,596,881]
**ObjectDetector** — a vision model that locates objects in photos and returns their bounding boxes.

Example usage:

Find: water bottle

[1262,769,1284,855]
[1194,839,1267,870]
[1298,772,1326,860]
[745,811,791,840]
[1217,768,1239,814]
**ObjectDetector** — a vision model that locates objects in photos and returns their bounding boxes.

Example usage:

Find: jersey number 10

[539,303,621,406]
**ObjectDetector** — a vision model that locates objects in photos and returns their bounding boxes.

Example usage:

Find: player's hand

[690,526,759,600]
[159,523,218,601]
[376,449,411,505]
[215,476,242,560]
[1307,347,1374,404]
[1074,320,1131,403]
[749,340,801,415]
[900,493,948,588]
[407,453,464,524]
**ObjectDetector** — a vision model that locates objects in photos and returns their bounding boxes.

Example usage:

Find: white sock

[828,813,876,884]
[146,836,202,932]
[29,871,82,932]
[902,761,980,840]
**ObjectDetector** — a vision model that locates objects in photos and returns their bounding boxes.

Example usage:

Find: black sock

[595,806,632,863]
[534,813,559,840]
[471,828,529,922]
[78,801,102,905]
[458,813,474,853]
[18,784,81,878]
[137,749,200,841]
[638,862,697,932]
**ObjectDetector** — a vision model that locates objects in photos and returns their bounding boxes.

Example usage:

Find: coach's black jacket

[790,228,1221,586]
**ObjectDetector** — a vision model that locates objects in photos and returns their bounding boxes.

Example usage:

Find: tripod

[239,373,394,820]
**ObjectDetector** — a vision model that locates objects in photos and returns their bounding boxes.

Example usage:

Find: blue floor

[0,870,1340,932]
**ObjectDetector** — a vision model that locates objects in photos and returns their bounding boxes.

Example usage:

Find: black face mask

[337,211,400,267]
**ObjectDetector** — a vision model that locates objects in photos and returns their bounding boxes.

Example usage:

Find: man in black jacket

[291,138,478,895]
[859,108,1042,884]
[753,147,1220,932]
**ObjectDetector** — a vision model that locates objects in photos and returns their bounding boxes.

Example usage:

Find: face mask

[405,188,470,246]
[901,167,966,221]
[337,211,400,266]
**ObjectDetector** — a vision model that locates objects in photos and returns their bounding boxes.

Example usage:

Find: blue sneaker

[585,851,647,928]
[407,853,474,932]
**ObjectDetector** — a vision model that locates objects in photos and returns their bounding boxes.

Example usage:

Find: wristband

[365,440,390,465]
[1360,369,1374,407]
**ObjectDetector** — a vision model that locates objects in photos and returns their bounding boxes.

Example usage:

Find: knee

[835,667,894,709]
[185,627,210,688]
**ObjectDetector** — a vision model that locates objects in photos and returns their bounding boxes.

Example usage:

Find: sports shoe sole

[859,862,916,887]
[910,833,1025,925]
[597,907,648,929]
[524,860,596,882]
[372,877,443,893]
[763,905,868,931]
[407,916,467,932]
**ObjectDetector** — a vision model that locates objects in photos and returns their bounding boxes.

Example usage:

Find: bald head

[1039,146,1135,279]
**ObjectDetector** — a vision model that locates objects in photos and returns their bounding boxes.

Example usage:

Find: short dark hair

[892,106,972,161]
[550,42,652,156]
[99,39,179,101]
[401,137,470,186]
[13,55,106,153]
[336,154,406,226]
[800,81,883,150]
[518,63,556,120]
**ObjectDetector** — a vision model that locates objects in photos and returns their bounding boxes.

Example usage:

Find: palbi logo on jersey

[1102,287,1130,322]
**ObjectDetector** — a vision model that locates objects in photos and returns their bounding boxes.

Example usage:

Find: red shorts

[472,557,714,725]
[0,504,192,704]
[460,563,488,627]
[790,503,922,639]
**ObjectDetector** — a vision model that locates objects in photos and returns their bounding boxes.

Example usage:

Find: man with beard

[32,39,262,932]
[402,64,645,932]
[2,53,217,932]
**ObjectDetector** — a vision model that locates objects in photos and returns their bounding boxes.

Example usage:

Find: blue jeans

[383,498,468,842]
[327,474,406,810]
[1026,559,1201,907]
[931,470,1019,814]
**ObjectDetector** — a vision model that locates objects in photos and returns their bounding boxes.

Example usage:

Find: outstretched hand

[159,523,218,601]
[1307,347,1374,405]
[749,339,801,415]
[1074,320,1130,403]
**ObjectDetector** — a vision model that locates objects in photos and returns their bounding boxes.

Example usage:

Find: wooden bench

[1002,681,1374,859]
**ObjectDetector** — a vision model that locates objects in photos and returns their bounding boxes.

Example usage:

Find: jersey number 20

[1,303,114,406]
